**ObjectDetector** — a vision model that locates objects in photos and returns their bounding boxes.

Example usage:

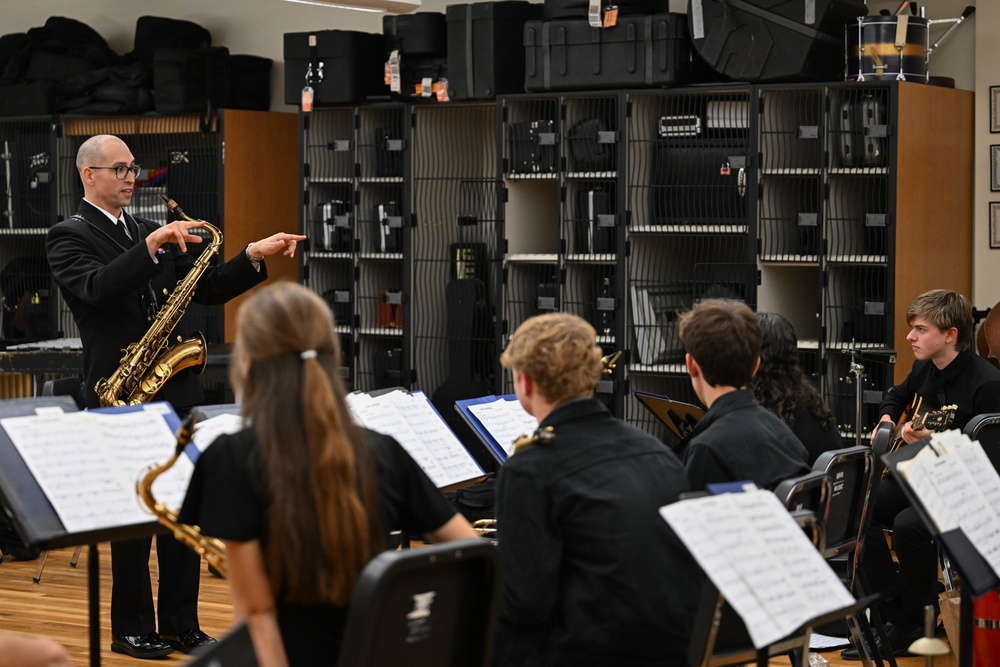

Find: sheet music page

[346,390,482,489]
[192,413,247,452]
[896,445,959,532]
[468,397,538,458]
[661,490,854,649]
[389,391,482,486]
[922,433,1000,577]
[1,407,180,533]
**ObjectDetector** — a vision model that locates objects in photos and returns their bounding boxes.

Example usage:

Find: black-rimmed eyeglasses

[89,164,142,179]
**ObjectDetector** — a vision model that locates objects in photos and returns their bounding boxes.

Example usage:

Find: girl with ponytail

[179,282,475,667]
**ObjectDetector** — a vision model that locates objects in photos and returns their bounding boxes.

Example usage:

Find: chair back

[773,470,831,526]
[963,413,1000,471]
[811,446,874,559]
[336,538,499,667]
[41,376,84,409]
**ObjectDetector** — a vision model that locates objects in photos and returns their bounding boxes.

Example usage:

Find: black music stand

[882,438,1000,667]
[0,397,180,667]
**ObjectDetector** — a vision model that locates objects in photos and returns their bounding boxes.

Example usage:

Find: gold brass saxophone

[96,195,222,407]
[138,415,227,576]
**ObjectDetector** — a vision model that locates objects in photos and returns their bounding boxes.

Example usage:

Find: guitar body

[880,395,957,476]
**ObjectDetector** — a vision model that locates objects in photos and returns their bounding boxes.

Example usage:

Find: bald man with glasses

[46,134,304,659]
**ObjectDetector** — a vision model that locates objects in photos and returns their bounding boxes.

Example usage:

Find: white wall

[4,0,993,306]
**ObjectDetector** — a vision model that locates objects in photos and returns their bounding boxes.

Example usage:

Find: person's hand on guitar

[897,418,933,445]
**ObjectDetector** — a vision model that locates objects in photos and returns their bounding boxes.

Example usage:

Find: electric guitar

[876,395,957,476]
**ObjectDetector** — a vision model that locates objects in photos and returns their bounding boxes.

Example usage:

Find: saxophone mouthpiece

[157,193,192,222]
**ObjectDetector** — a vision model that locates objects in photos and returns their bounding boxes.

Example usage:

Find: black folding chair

[336,538,499,667]
[774,470,832,524]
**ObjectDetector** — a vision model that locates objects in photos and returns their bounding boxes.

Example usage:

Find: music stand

[0,397,180,667]
[632,390,704,442]
[882,438,1000,667]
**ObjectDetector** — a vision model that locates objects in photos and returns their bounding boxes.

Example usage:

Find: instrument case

[283,30,386,106]
[542,0,658,20]
[573,188,615,254]
[446,1,543,100]
[688,0,867,82]
[523,13,700,92]
[509,120,557,174]
[651,137,748,225]
[383,13,448,57]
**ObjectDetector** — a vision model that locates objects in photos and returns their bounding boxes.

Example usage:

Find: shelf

[0,228,49,236]
[357,252,404,261]
[358,177,405,185]
[357,327,405,337]
[505,173,559,181]
[505,253,559,263]
[759,254,820,263]
[563,253,617,263]
[826,253,888,264]
[565,171,617,179]
[307,177,353,184]
[629,224,748,235]
[628,362,687,374]
[827,167,889,176]
[761,168,821,176]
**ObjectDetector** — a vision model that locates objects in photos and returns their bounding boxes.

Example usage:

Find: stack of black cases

[283,30,386,105]
[524,12,703,91]
[446,1,543,100]
[383,13,448,99]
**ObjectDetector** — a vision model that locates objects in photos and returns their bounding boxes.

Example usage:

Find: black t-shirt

[178,426,457,667]
[685,389,811,491]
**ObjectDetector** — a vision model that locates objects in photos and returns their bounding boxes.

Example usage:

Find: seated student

[494,312,702,667]
[846,289,1000,660]
[751,312,843,464]
[678,299,810,491]
[178,282,477,667]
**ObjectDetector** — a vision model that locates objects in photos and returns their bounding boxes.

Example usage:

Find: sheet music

[344,390,483,489]
[661,490,855,649]
[0,407,182,534]
[192,413,246,452]
[896,431,1000,577]
[467,396,538,458]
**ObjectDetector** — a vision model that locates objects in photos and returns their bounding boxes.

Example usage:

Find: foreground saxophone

[96,195,222,407]
[138,415,228,576]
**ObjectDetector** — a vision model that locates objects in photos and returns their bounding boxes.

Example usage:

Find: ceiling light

[281,0,419,13]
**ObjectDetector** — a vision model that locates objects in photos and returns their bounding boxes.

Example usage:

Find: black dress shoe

[160,629,217,654]
[110,633,175,659]
[841,622,921,660]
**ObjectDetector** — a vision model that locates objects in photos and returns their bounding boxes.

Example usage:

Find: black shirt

[685,389,811,491]
[789,405,844,466]
[494,398,702,667]
[178,427,457,667]
[878,350,1000,433]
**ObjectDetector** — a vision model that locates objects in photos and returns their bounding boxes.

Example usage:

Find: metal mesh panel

[823,349,892,441]
[629,90,751,229]
[824,263,889,349]
[411,104,498,399]
[302,108,356,387]
[356,105,408,391]
[624,88,754,437]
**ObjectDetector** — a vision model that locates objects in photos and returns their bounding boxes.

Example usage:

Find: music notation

[345,389,486,491]
[0,405,185,534]
[661,490,855,650]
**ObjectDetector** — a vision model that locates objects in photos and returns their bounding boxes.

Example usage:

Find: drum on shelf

[974,590,1000,667]
[846,14,928,83]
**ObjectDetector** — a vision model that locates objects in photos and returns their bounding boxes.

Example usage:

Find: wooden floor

[0,544,959,667]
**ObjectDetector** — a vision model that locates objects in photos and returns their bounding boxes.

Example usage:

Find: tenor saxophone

[96,195,222,407]
[138,415,228,576]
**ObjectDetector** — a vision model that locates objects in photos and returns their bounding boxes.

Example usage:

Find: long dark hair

[231,281,384,605]
[751,312,836,430]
